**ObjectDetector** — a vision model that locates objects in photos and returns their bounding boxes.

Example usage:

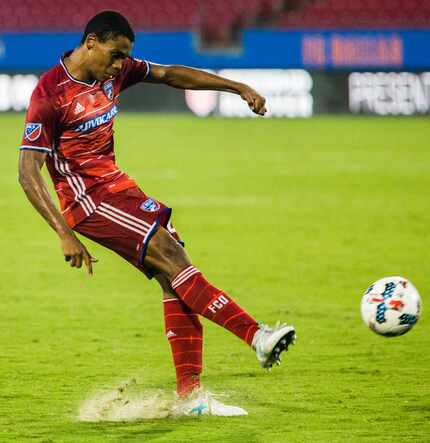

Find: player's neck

[63,48,95,84]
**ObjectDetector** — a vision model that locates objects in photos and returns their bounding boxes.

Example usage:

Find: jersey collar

[60,50,97,87]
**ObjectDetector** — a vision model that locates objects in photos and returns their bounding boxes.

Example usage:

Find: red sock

[171,266,259,346]
[163,298,203,396]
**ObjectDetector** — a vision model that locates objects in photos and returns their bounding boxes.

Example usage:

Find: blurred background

[0,0,429,117]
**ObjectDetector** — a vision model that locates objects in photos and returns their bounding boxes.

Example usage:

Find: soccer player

[18,11,295,416]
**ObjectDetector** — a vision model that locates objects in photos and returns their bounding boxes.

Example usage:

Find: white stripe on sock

[171,266,195,288]
[171,266,200,290]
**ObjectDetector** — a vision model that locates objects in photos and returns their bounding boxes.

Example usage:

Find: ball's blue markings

[376,303,387,323]
[398,313,418,325]
[365,284,374,295]
[375,281,397,324]
[381,282,396,298]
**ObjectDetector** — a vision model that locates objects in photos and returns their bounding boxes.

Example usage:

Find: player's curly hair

[81,11,135,45]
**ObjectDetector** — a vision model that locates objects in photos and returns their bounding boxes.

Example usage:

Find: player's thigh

[75,187,185,279]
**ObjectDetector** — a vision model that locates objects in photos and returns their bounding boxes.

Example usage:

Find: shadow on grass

[54,421,176,442]
[58,417,259,443]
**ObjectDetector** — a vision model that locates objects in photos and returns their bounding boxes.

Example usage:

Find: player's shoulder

[118,56,135,75]
[31,63,68,106]
[116,56,151,85]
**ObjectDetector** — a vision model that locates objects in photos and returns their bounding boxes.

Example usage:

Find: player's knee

[155,274,180,300]
[145,226,190,279]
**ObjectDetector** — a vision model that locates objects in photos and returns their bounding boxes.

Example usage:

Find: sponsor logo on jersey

[75,104,118,133]
[24,122,42,141]
[140,198,160,212]
[102,80,114,100]
[74,102,85,115]
[166,330,177,338]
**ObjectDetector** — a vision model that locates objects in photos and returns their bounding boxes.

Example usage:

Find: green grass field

[1,114,429,442]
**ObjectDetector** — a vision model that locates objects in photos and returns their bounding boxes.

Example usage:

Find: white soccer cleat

[171,390,248,417]
[252,322,296,369]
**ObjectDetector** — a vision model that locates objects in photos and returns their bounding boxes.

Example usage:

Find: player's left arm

[147,64,267,116]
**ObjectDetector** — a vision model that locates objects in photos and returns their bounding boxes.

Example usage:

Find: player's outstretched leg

[156,275,203,397]
[145,227,296,370]
[171,266,260,345]
[171,266,296,369]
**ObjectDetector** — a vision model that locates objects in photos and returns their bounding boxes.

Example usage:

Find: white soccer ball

[361,276,422,337]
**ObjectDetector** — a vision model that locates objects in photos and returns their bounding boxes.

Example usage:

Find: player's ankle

[177,379,201,398]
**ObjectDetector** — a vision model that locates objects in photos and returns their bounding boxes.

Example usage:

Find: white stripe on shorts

[100,202,152,230]
[95,207,149,237]
[97,205,151,234]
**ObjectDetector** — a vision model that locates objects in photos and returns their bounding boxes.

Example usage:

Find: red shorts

[74,187,183,278]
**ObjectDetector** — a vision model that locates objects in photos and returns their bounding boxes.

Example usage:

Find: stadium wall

[1,30,430,70]
[3,70,429,116]
[1,30,429,116]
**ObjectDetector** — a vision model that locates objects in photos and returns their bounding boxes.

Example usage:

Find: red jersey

[20,52,150,227]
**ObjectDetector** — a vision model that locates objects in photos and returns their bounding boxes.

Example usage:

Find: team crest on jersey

[102,80,114,100]
[24,123,42,141]
[140,198,160,212]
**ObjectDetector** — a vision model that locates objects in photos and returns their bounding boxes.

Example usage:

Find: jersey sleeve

[119,57,151,91]
[20,92,57,154]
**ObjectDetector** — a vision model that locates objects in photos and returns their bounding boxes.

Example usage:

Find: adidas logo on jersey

[166,330,177,338]
[74,102,85,115]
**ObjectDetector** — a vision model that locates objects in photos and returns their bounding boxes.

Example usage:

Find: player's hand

[239,85,267,116]
[60,233,98,275]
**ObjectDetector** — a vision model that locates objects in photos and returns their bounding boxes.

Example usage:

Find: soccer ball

[361,276,422,337]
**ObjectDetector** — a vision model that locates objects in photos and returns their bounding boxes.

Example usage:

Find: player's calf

[155,274,204,396]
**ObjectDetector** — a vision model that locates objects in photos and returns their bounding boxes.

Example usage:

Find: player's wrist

[235,82,248,95]
[57,226,75,239]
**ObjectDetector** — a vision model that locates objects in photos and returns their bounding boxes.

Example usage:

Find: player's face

[87,35,132,81]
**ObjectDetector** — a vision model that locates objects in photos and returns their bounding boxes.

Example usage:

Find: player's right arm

[18,91,96,274]
[18,151,95,274]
